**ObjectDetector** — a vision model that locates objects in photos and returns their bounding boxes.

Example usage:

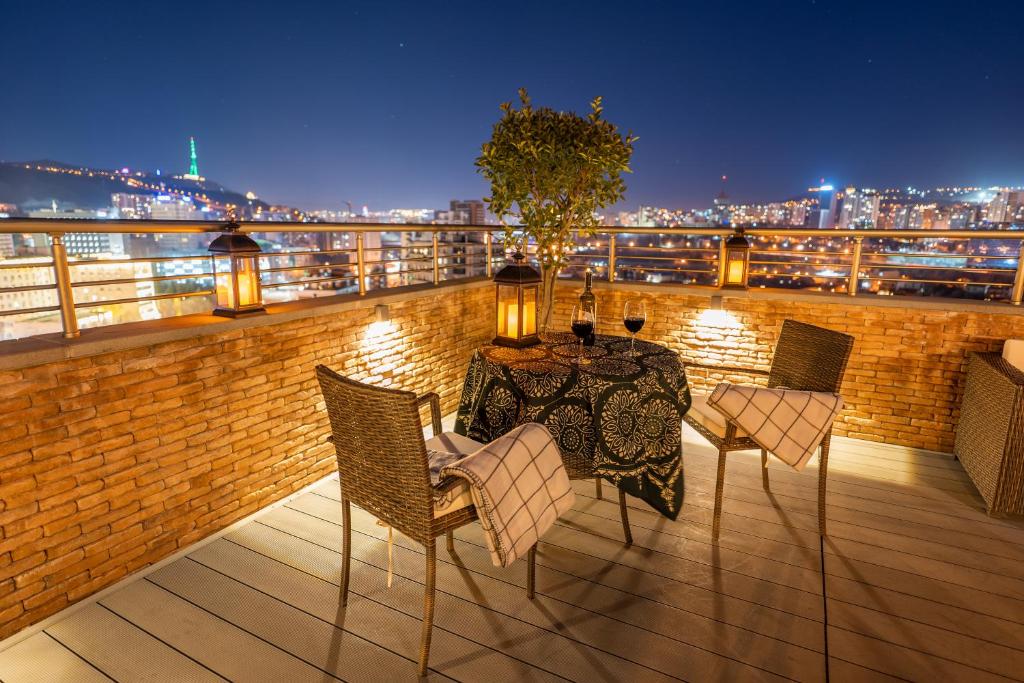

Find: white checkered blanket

[440,423,575,568]
[707,383,843,471]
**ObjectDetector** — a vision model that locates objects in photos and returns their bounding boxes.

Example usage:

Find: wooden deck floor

[3,424,1024,682]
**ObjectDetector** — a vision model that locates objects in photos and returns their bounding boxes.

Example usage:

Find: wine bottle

[580,270,597,346]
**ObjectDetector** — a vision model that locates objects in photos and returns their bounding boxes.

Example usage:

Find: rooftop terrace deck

[3,421,1022,682]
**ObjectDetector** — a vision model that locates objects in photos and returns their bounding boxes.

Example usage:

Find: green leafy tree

[476,89,636,331]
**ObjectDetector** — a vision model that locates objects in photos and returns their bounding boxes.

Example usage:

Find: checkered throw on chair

[440,423,575,568]
[707,383,844,471]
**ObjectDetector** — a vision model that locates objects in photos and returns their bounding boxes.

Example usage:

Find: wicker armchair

[315,366,537,677]
[683,319,854,541]
[955,352,1024,516]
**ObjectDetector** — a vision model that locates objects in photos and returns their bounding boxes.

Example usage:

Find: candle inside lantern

[237,268,256,306]
[503,301,519,336]
[727,257,745,284]
[522,300,535,335]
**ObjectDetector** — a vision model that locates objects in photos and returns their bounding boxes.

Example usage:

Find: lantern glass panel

[726,250,746,285]
[522,286,537,336]
[235,256,260,308]
[213,254,235,310]
[497,284,520,338]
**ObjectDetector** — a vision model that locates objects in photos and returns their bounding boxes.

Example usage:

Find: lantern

[208,225,265,317]
[720,228,751,290]
[493,250,541,347]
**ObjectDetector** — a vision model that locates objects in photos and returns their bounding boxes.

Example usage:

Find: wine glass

[570,305,595,365]
[623,300,646,357]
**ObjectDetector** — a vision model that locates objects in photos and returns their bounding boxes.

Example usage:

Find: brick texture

[554,283,1024,452]
[0,283,492,638]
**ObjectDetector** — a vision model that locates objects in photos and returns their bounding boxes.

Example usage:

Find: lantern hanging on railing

[208,224,266,317]
[720,228,751,290]
[493,249,541,347]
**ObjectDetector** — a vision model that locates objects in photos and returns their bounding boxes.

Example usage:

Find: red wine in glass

[623,317,645,334]
[571,320,595,338]
[570,305,595,364]
[623,300,646,356]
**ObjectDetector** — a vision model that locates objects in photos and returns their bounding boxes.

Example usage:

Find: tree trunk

[539,265,559,334]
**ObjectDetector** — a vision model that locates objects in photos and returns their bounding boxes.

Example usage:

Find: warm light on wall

[698,294,741,328]
[365,303,395,341]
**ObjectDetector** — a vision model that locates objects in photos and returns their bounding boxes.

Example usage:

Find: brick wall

[0,282,492,639]
[3,275,1023,639]
[554,282,1024,452]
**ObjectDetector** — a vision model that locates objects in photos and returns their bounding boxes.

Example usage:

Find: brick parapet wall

[554,282,1024,451]
[0,282,492,639]
[3,276,1023,640]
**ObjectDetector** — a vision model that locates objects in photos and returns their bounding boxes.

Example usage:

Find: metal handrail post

[608,233,617,282]
[432,232,440,285]
[49,233,80,338]
[717,237,727,288]
[848,236,864,297]
[485,232,493,278]
[1012,240,1024,306]
[356,233,367,295]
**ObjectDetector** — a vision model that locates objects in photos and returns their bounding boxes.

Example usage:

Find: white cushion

[425,432,482,518]
[1003,339,1024,374]
[687,394,748,439]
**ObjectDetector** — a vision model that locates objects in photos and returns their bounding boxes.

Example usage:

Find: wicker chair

[315,365,537,677]
[683,319,854,541]
[955,352,1024,516]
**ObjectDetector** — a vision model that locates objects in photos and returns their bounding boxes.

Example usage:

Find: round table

[454,333,691,519]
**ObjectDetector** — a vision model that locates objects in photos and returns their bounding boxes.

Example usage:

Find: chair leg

[341,497,351,606]
[713,448,727,542]
[418,541,437,677]
[818,433,831,537]
[527,544,537,599]
[445,529,454,554]
[595,477,603,500]
[760,449,771,492]
[618,488,633,546]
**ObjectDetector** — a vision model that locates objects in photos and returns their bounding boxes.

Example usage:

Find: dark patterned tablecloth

[454,333,691,519]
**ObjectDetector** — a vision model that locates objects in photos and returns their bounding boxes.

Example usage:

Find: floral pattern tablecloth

[454,333,691,519]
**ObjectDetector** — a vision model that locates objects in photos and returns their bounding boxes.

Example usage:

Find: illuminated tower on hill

[183,137,202,180]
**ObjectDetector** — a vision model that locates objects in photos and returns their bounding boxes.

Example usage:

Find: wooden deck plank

[229,517,679,682]
[99,579,341,682]
[149,557,450,683]
[44,603,223,683]
[0,632,110,683]
[825,572,1024,647]
[289,491,826,680]
[827,626,1017,683]
[625,458,1024,550]
[825,598,1024,679]
[655,460,1024,582]
[186,539,544,683]
[2,429,1023,682]
[311,480,827,623]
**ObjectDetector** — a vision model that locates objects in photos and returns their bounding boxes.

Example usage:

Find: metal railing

[0,219,1022,341]
[0,219,501,340]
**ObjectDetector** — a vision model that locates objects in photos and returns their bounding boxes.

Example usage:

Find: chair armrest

[683,361,770,377]
[417,392,442,437]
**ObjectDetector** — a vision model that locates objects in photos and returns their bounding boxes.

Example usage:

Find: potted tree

[476,89,636,332]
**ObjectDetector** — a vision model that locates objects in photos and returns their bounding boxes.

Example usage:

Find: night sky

[2,0,1021,211]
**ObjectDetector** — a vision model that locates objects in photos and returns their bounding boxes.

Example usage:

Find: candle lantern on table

[721,228,751,290]
[208,224,266,317]
[493,249,541,347]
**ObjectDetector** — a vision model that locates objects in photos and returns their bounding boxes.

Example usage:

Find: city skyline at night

[1,1,1022,212]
